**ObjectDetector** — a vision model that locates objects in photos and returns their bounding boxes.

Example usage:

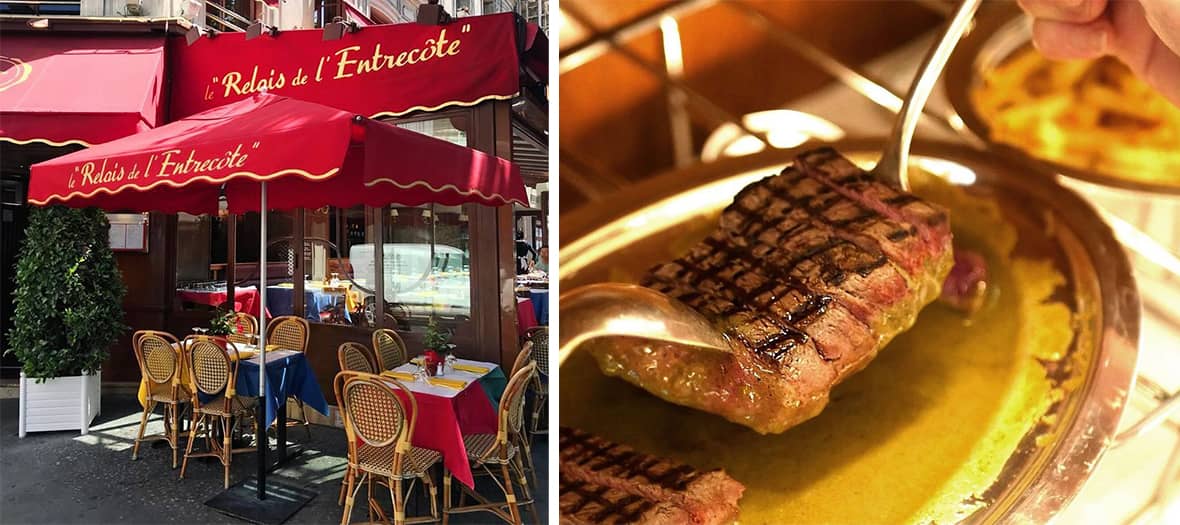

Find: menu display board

[106,213,149,252]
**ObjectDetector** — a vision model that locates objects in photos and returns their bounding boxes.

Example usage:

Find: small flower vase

[423,350,441,377]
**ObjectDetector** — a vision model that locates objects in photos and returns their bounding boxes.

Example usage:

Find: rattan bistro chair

[131,330,190,468]
[511,342,533,379]
[267,315,309,351]
[443,362,538,525]
[338,342,377,374]
[267,316,312,438]
[508,341,539,489]
[336,371,443,525]
[227,312,259,347]
[179,336,259,489]
[372,329,409,371]
[523,327,549,436]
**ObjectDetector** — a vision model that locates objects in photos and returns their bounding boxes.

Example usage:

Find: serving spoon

[558,283,729,362]
[559,0,983,364]
[872,0,982,190]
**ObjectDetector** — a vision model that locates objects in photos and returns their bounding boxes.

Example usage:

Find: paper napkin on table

[381,371,415,382]
[231,350,258,361]
[452,364,489,374]
[426,377,467,390]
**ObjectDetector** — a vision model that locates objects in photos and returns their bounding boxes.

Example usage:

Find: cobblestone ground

[0,385,548,524]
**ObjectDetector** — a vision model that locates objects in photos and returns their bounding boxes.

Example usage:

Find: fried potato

[971,48,1180,186]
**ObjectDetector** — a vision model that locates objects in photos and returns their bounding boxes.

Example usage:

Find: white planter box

[18,370,101,438]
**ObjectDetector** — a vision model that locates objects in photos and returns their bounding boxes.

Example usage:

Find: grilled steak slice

[560,479,693,525]
[591,149,953,434]
[559,427,745,525]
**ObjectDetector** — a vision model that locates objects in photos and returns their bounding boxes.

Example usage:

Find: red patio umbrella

[29,93,527,211]
[27,92,527,500]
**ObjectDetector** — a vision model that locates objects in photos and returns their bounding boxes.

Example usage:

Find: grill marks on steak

[603,149,953,434]
[795,148,950,247]
[559,427,745,525]
[560,479,684,525]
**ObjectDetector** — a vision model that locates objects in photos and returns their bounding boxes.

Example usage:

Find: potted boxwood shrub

[7,206,127,437]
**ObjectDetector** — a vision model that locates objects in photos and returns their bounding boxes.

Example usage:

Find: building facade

[0,3,549,396]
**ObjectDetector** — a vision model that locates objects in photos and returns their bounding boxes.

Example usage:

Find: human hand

[1018,0,1180,106]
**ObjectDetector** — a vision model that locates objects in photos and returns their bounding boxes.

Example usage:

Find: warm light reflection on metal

[563,170,768,276]
[1101,210,1180,277]
[561,40,607,73]
[659,16,684,76]
[604,318,667,337]
[914,157,977,185]
[559,0,720,75]
[661,15,693,167]
[702,110,845,162]
[860,80,904,113]
[722,135,765,158]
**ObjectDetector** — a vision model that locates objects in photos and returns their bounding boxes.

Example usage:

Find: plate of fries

[945,2,1180,193]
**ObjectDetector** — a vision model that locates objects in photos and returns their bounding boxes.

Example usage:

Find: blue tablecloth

[197,351,329,427]
[529,290,549,325]
[266,286,351,323]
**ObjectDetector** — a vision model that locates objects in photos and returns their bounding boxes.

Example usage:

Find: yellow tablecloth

[137,371,191,408]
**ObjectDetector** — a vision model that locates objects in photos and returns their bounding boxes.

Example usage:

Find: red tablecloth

[392,382,498,488]
[176,287,271,319]
[517,297,538,334]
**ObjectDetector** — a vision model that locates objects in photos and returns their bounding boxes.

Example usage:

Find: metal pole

[256,181,268,499]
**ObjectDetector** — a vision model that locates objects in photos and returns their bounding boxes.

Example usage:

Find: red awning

[227,117,526,209]
[343,1,374,26]
[27,94,352,213]
[28,93,527,213]
[0,34,165,147]
[168,13,520,120]
[523,23,548,84]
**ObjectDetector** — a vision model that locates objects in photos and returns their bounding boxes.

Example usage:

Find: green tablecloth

[478,366,508,412]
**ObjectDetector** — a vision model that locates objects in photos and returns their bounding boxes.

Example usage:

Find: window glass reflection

[298,205,375,326]
[377,204,471,335]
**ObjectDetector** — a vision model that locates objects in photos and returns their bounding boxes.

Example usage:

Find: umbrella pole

[257,181,268,499]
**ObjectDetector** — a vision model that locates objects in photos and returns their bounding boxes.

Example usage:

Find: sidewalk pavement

[0,388,547,524]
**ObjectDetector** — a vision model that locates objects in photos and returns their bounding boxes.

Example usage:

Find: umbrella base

[205,476,316,525]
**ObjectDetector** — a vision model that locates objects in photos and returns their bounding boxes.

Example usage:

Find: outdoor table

[176,286,270,319]
[265,285,352,323]
[381,358,505,488]
[529,289,549,325]
[230,348,329,427]
[235,347,329,470]
[517,297,539,334]
[139,345,329,470]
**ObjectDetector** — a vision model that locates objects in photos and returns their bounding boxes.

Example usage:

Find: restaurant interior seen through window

[174,115,477,341]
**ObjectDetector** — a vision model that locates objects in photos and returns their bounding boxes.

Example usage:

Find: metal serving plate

[560,139,1139,523]
[944,1,1180,194]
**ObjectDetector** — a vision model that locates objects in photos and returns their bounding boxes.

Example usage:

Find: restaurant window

[175,213,227,314]
[206,0,254,33]
[395,118,467,147]
[386,115,473,337]
[382,203,471,336]
[174,211,296,316]
[313,205,378,327]
[0,0,80,15]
